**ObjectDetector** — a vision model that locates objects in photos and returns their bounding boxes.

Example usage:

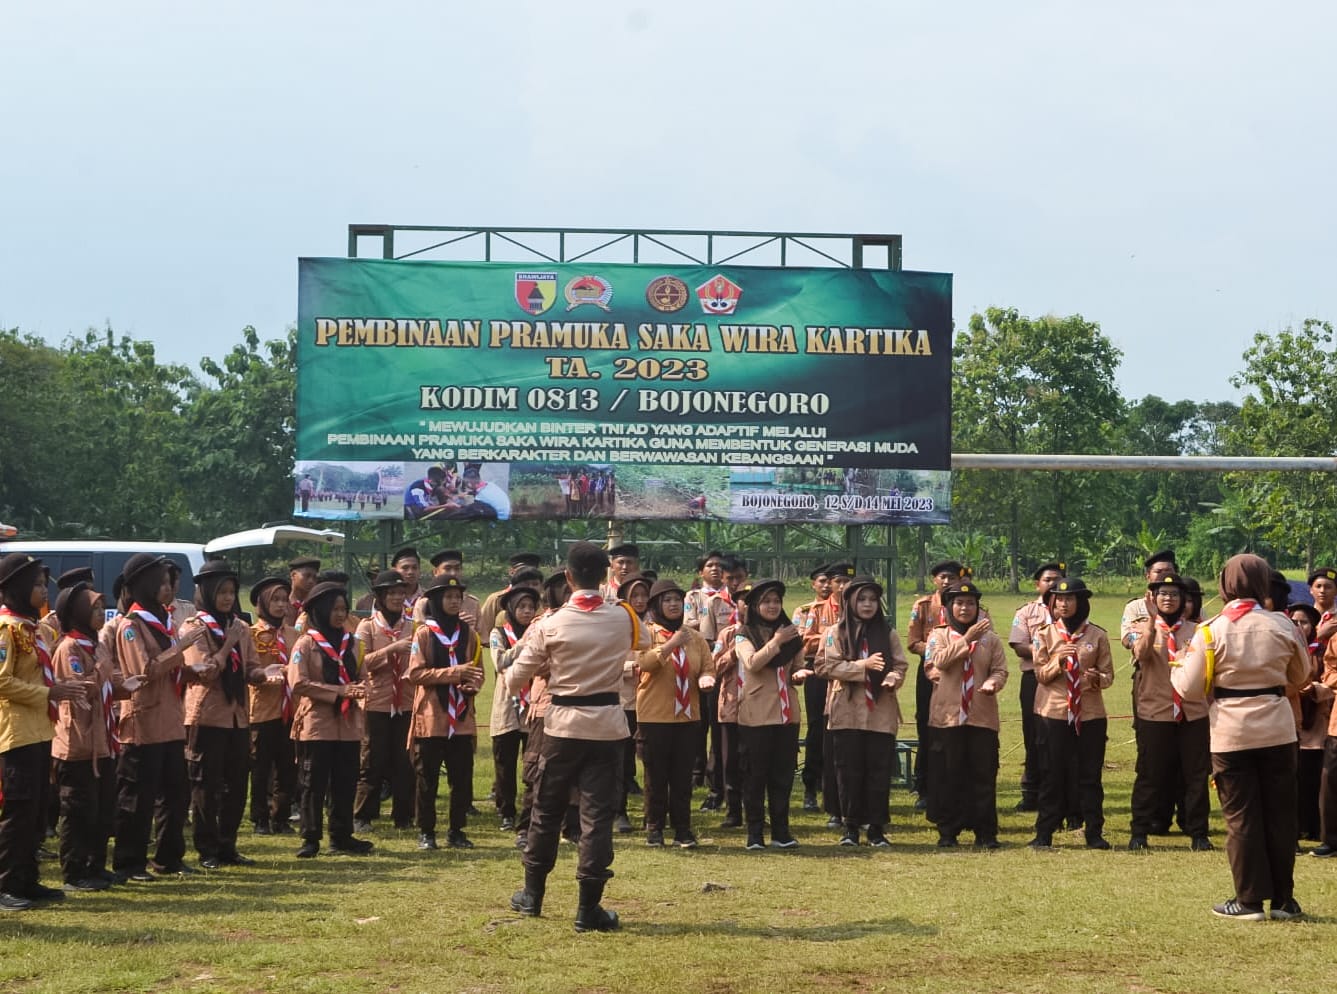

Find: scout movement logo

[645,275,689,313]
[515,272,558,315]
[696,274,743,315]
[564,275,613,312]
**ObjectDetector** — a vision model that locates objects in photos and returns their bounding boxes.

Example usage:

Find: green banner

[296,258,952,525]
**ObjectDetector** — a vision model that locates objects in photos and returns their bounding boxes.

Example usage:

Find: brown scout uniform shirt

[51,633,120,764]
[924,625,1009,730]
[114,613,188,746]
[1007,598,1052,673]
[355,612,413,715]
[635,623,713,724]
[814,622,909,735]
[179,614,265,729]
[1032,621,1115,721]
[249,619,298,724]
[289,631,365,743]
[735,631,803,728]
[408,624,483,738]
[1131,616,1207,723]
[714,621,742,723]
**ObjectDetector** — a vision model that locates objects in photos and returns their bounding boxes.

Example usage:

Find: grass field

[4,592,1334,994]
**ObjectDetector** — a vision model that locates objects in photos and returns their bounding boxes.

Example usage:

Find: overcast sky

[3,1,1334,405]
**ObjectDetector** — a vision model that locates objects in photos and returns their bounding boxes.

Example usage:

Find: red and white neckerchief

[716,588,737,626]
[776,666,792,724]
[67,631,120,754]
[661,630,692,719]
[859,636,876,711]
[1221,598,1260,623]
[129,602,183,698]
[196,611,242,677]
[951,630,978,724]
[4,608,59,722]
[1155,615,1186,721]
[308,629,354,717]
[374,611,407,715]
[499,622,530,714]
[1057,623,1086,733]
[570,591,604,612]
[423,619,467,736]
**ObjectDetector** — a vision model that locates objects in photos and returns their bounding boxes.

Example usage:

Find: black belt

[1213,686,1284,699]
[551,693,620,707]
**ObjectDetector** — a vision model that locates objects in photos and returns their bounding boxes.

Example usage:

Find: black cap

[423,574,467,594]
[429,549,463,567]
[1309,567,1337,585]
[391,546,420,566]
[827,562,857,579]
[1148,572,1188,594]
[192,558,238,584]
[509,566,544,586]
[1049,577,1092,598]
[371,569,409,591]
[929,560,964,578]
[944,579,982,602]
[249,576,291,605]
[120,552,170,586]
[509,552,542,568]
[608,543,639,560]
[288,556,321,571]
[0,552,43,590]
[56,567,95,590]
[809,563,832,580]
[1031,561,1066,581]
[1144,549,1177,571]
[743,578,786,608]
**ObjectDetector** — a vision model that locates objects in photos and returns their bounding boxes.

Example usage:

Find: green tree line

[0,312,1330,588]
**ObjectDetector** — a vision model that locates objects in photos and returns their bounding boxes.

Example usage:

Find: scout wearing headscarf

[352,570,416,833]
[1286,601,1328,847]
[734,579,808,850]
[805,560,856,825]
[1007,560,1065,812]
[490,583,541,832]
[925,579,1008,848]
[288,581,370,858]
[907,560,967,809]
[634,578,714,848]
[41,566,95,635]
[0,554,94,907]
[816,575,909,848]
[407,574,483,851]
[248,576,298,835]
[710,580,748,830]
[1127,572,1211,852]
[1029,577,1115,850]
[477,552,543,636]
[411,549,482,627]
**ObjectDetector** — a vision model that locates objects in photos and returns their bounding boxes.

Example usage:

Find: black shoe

[1271,898,1305,921]
[220,853,256,867]
[1027,837,1053,850]
[1014,798,1038,812]
[65,876,110,893]
[867,830,891,849]
[418,833,438,851]
[352,819,373,834]
[913,796,927,811]
[447,830,474,850]
[675,832,699,850]
[1128,836,1149,852]
[511,888,543,916]
[272,822,295,836]
[627,779,643,796]
[839,830,859,847]
[1212,899,1265,921]
[199,857,223,870]
[150,861,197,876]
[575,904,620,933]
[36,846,57,862]
[745,834,765,851]
[826,815,844,829]
[771,836,799,849]
[1310,843,1337,858]
[466,805,482,817]
[1085,836,1112,851]
[27,884,64,902]
[719,815,742,829]
[803,791,819,812]
[646,830,664,847]
[120,869,156,882]
[1192,836,1214,852]
[329,838,374,856]
[699,796,721,812]
[614,814,633,834]
[296,842,320,859]
[937,835,958,848]
[514,833,527,850]
[976,838,1002,850]
[500,817,515,832]
[253,822,273,836]
[0,892,33,911]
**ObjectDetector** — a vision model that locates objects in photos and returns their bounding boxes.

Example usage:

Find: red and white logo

[696,274,742,315]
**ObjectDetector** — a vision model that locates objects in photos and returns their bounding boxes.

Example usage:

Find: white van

[0,525,344,604]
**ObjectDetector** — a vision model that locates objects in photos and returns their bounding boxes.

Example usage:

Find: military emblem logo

[564,275,613,312]
[515,272,558,316]
[696,274,743,315]
[645,275,689,313]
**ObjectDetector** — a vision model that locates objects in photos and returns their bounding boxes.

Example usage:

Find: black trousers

[0,741,51,896]
[619,710,637,816]
[718,721,742,818]
[639,721,698,835]
[249,718,295,827]
[1297,747,1323,841]
[1130,718,1210,838]
[914,660,935,797]
[1214,743,1297,905]
[413,735,474,835]
[492,729,527,821]
[801,675,828,792]
[695,688,722,798]
[113,740,188,873]
[55,755,116,883]
[523,734,620,883]
[739,723,798,838]
[355,711,414,826]
[1318,736,1337,847]
[518,719,579,838]
[299,739,358,846]
[932,725,1000,842]
[831,728,896,830]
[822,727,841,815]
[186,724,251,860]
[1018,670,1039,801]
[1035,716,1106,840]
